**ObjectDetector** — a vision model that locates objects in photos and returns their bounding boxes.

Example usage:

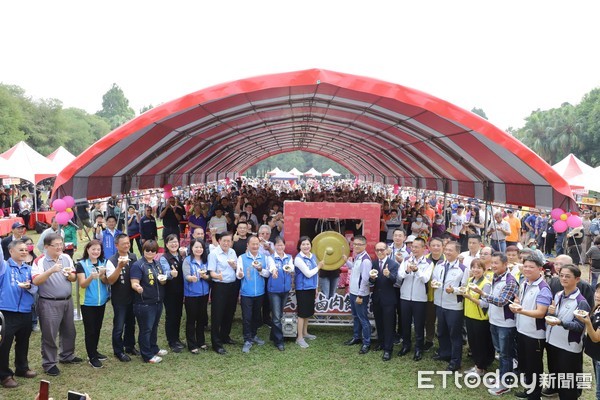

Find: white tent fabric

[552,153,594,183]
[47,146,76,174]
[304,167,322,177]
[267,167,282,176]
[269,171,299,180]
[570,166,600,193]
[288,168,303,176]
[322,168,341,177]
[0,156,13,178]
[0,141,56,183]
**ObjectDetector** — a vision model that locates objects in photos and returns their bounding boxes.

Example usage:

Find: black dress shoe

[373,344,383,351]
[170,345,182,353]
[125,348,140,356]
[344,338,362,346]
[446,363,461,372]
[60,356,83,364]
[174,341,185,349]
[359,345,370,355]
[214,347,227,355]
[423,341,434,351]
[223,338,236,345]
[413,349,423,361]
[382,351,392,361]
[397,346,411,356]
[115,353,131,362]
[432,353,451,362]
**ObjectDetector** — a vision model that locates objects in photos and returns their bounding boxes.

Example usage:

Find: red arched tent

[53,68,574,210]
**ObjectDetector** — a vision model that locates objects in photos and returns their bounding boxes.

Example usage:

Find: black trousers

[163,291,183,346]
[184,295,208,350]
[261,277,271,325]
[130,236,142,254]
[210,282,238,349]
[546,343,583,400]
[517,333,544,400]
[0,311,32,380]
[81,304,106,359]
[465,317,495,370]
[394,287,402,337]
[241,295,263,342]
[373,300,396,351]
[400,299,426,350]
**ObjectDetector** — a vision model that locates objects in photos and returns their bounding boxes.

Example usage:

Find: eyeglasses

[375,248,387,252]
[352,243,366,247]
[49,243,64,248]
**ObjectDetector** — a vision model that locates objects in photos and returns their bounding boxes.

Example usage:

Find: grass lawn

[3,230,597,399]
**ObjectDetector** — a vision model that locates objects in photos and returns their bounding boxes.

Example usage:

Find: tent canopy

[53,69,574,209]
[2,141,56,183]
[570,166,600,193]
[304,167,322,177]
[552,153,594,183]
[288,168,303,176]
[269,171,299,180]
[267,167,282,176]
[47,146,76,174]
[322,168,341,177]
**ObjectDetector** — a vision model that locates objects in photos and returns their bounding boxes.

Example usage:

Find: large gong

[312,231,350,271]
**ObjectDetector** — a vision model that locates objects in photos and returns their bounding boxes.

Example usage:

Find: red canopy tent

[53,69,575,210]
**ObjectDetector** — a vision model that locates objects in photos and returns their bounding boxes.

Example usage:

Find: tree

[25,98,68,155]
[62,108,111,155]
[471,107,488,120]
[96,83,135,129]
[140,104,154,114]
[0,84,27,149]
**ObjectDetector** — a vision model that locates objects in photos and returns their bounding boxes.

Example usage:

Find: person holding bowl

[75,240,110,369]
[293,236,322,349]
[130,240,169,364]
[268,237,294,351]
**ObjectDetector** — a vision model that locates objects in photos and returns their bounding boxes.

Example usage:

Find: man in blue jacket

[0,239,38,389]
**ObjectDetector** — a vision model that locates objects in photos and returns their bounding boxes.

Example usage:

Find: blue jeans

[349,294,371,346]
[592,271,600,290]
[319,276,339,299]
[268,291,289,346]
[133,302,163,362]
[490,324,516,378]
[112,303,136,355]
[491,239,506,253]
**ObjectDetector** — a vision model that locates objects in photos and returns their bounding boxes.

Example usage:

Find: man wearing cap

[1,222,27,261]
[504,209,521,248]
[0,239,38,388]
[95,215,122,259]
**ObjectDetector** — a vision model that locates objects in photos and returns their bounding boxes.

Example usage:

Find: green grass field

[3,230,597,399]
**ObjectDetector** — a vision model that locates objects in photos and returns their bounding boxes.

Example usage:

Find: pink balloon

[567,214,582,228]
[52,199,67,212]
[553,220,568,233]
[63,196,75,208]
[550,208,564,220]
[163,184,173,191]
[67,210,74,220]
[55,211,71,225]
[164,191,173,199]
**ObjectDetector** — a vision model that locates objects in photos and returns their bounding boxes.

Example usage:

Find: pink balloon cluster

[550,208,582,233]
[52,196,75,225]
[163,184,173,199]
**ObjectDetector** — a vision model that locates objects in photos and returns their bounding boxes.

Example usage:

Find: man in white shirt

[487,212,511,253]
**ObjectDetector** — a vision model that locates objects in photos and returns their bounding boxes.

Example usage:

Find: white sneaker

[304,333,317,340]
[296,339,309,348]
[512,358,518,370]
[488,385,510,396]
[148,356,162,364]
[156,349,168,356]
[463,367,484,376]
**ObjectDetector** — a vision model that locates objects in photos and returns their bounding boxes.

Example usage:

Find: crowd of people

[1,179,600,399]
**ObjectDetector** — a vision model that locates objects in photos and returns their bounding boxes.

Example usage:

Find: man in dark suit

[369,241,399,361]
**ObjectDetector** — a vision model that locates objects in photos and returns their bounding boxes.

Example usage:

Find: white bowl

[509,304,522,312]
[370,270,379,278]
[545,316,560,324]
[17,282,29,288]
[283,265,293,273]
[157,274,167,282]
[468,282,478,290]
[455,287,467,295]
[574,310,589,318]
[430,280,442,289]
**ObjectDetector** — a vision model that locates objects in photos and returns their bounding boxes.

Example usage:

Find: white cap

[406,235,417,243]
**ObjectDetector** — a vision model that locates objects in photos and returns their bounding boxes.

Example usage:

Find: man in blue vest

[0,240,38,388]
[96,215,122,259]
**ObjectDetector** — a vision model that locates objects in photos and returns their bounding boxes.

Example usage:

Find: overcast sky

[2,0,599,131]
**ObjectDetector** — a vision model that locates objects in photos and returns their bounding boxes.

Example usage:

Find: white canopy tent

[570,166,600,193]
[552,153,594,184]
[322,168,341,177]
[288,168,303,176]
[269,171,299,181]
[47,146,76,174]
[267,166,282,176]
[304,167,322,177]
[1,141,57,183]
